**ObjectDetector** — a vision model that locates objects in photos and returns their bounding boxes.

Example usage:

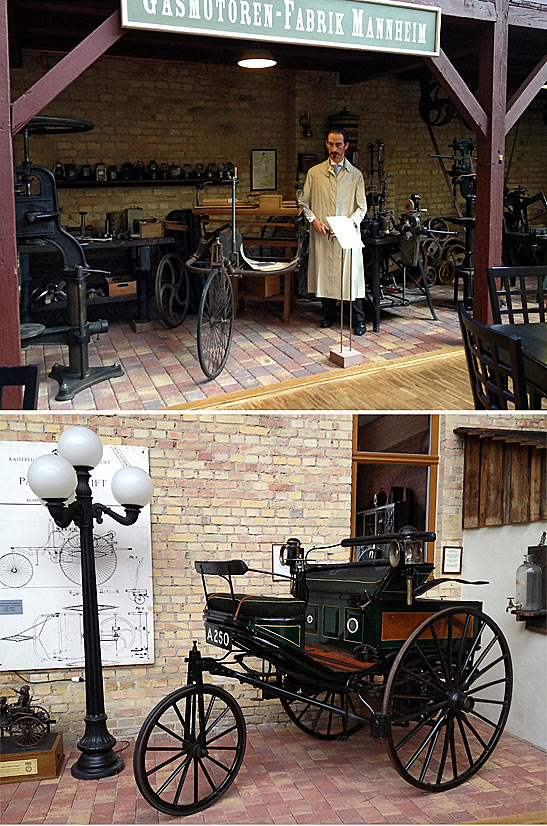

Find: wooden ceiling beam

[505,54,547,133]
[11,10,125,135]
[425,49,488,137]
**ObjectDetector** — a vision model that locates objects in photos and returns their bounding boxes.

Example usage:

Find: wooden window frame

[351,415,440,563]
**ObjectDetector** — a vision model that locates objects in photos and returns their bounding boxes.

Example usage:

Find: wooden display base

[0,732,65,784]
[329,347,363,368]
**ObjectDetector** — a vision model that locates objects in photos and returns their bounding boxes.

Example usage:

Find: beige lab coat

[300,159,367,300]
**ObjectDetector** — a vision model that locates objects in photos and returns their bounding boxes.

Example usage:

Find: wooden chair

[0,365,40,409]
[457,303,529,409]
[487,265,547,324]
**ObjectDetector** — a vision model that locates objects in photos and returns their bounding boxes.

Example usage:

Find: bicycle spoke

[455,711,474,768]
[204,753,231,773]
[198,757,216,791]
[156,754,192,795]
[146,749,187,777]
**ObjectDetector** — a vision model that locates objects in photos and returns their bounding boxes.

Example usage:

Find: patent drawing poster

[0,442,154,671]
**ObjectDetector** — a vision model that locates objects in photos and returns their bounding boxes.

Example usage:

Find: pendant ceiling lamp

[238,49,277,68]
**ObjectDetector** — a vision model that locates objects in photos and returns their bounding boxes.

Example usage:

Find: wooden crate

[0,732,64,784]
[259,194,283,210]
[241,274,281,298]
[107,276,137,297]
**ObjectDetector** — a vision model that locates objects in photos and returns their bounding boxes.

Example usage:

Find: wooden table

[19,236,174,331]
[192,205,300,322]
[490,322,547,398]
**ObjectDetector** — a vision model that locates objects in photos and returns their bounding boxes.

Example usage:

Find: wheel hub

[189,740,208,758]
[446,689,474,712]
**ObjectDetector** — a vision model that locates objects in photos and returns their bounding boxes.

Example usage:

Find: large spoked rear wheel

[133,683,246,816]
[383,605,512,792]
[281,680,366,740]
[197,267,234,379]
[155,253,190,328]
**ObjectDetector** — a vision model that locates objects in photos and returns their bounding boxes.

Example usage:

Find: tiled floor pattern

[23,289,463,410]
[1,726,545,825]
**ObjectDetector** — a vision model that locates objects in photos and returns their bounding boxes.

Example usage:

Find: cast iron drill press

[15,116,123,401]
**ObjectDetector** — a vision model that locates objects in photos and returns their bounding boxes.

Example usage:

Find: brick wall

[0,411,544,743]
[0,412,353,744]
[11,51,547,233]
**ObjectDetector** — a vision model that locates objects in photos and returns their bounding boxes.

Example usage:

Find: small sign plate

[0,759,38,778]
[205,622,232,650]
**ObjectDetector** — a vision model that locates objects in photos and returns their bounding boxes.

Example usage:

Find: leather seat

[206,593,306,619]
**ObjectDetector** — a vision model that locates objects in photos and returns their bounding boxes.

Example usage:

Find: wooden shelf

[57,177,232,190]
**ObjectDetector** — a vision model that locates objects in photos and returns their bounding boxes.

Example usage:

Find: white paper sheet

[325,216,364,249]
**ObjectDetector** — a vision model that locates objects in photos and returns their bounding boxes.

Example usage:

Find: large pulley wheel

[197,267,234,380]
[280,679,366,740]
[133,683,246,816]
[23,116,94,135]
[155,253,190,328]
[383,605,512,792]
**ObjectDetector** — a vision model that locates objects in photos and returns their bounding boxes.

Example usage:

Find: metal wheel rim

[197,267,234,380]
[155,253,190,328]
[437,260,456,284]
[383,605,512,792]
[11,714,47,747]
[442,240,466,269]
[281,681,366,740]
[133,684,246,816]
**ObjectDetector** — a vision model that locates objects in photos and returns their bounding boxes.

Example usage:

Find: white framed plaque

[442,545,463,576]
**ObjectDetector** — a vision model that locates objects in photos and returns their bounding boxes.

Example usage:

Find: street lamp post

[27,426,153,780]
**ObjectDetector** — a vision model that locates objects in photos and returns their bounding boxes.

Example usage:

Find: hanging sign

[121,0,441,56]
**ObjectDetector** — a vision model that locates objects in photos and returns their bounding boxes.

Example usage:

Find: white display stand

[325,216,364,368]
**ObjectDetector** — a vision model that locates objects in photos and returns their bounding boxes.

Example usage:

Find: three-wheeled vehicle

[133,527,512,816]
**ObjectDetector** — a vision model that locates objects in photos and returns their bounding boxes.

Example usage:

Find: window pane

[354,462,429,559]
[356,415,431,454]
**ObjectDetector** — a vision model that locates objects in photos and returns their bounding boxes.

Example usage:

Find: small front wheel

[197,267,234,379]
[133,683,246,816]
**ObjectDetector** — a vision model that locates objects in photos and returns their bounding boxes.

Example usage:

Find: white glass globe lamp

[58,426,103,469]
[28,454,78,502]
[111,466,154,507]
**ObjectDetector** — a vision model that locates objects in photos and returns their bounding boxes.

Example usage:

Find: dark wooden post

[473,0,509,324]
[0,0,23,407]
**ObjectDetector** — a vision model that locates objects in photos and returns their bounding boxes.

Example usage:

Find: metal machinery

[15,116,123,401]
[133,527,512,816]
[502,186,547,266]
[0,685,55,748]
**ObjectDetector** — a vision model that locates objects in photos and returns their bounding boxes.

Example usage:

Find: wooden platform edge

[163,347,466,411]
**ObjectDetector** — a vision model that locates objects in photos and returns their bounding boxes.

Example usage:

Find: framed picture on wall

[442,545,463,575]
[251,149,277,191]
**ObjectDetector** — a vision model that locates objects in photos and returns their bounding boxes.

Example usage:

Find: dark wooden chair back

[0,365,40,409]
[487,265,547,324]
[457,303,529,409]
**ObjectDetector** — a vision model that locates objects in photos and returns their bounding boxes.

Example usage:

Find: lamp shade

[111,466,154,507]
[28,453,78,501]
[237,49,277,68]
[58,426,103,469]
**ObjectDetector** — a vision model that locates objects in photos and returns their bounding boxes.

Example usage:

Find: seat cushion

[206,592,305,619]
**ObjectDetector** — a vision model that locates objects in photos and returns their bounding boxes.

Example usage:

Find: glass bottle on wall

[515,554,542,612]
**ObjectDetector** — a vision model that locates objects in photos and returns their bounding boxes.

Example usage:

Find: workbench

[18,235,174,331]
[192,204,300,322]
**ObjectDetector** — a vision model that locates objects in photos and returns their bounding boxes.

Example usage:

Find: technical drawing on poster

[0,442,154,671]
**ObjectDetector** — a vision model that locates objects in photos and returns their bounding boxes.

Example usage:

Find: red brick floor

[23,288,464,410]
[1,726,545,825]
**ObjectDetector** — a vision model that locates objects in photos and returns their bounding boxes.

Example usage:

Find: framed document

[251,149,277,191]
[442,545,463,575]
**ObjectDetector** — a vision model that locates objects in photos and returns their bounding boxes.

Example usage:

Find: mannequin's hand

[311,218,329,234]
